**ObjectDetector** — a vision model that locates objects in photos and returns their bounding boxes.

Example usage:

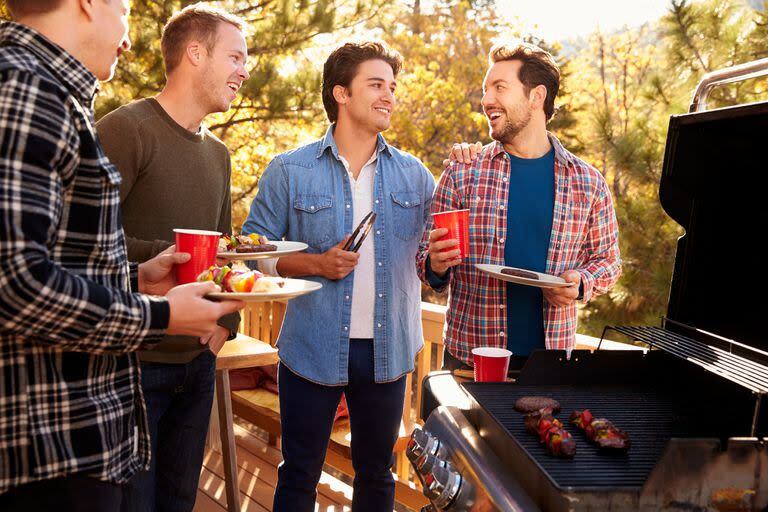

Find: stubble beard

[490,106,532,145]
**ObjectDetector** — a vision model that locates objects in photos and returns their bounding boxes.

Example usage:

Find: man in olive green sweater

[96,5,250,512]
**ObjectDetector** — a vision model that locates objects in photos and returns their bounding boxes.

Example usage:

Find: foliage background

[2,0,767,335]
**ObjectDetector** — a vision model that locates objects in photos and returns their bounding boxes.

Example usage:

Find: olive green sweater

[97,98,239,363]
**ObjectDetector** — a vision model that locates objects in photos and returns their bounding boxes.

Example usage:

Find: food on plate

[570,409,631,451]
[501,267,539,280]
[523,408,576,458]
[219,233,277,253]
[196,265,285,293]
[514,396,561,414]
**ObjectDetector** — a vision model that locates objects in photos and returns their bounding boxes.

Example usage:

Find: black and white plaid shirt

[0,21,170,493]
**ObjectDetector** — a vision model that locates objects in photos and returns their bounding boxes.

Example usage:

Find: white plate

[217,240,308,260]
[475,264,576,289]
[206,278,322,302]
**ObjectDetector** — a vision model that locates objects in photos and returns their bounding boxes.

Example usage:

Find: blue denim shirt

[243,125,435,385]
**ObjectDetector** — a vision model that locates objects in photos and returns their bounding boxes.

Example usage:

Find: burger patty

[501,268,539,280]
[514,396,561,414]
[235,243,278,253]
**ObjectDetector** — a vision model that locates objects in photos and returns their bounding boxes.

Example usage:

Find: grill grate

[463,383,679,489]
[605,324,768,394]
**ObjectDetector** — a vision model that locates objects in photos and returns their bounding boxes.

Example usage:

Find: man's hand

[166,282,245,337]
[317,237,360,280]
[543,270,581,307]
[200,325,230,355]
[442,141,483,167]
[427,228,462,278]
[138,245,190,296]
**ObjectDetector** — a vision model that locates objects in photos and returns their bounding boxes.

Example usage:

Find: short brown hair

[161,2,245,75]
[489,41,560,120]
[5,0,63,17]
[322,40,403,123]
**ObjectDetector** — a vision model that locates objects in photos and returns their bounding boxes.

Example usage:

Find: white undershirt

[259,152,377,338]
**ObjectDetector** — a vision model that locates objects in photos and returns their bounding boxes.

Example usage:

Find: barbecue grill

[407,59,768,511]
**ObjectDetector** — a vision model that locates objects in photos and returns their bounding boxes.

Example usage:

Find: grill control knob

[416,453,441,474]
[407,426,440,464]
[423,465,462,510]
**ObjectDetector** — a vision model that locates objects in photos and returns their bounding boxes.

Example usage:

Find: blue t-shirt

[504,149,555,355]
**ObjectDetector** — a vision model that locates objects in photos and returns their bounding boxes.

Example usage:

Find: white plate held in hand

[475,264,577,289]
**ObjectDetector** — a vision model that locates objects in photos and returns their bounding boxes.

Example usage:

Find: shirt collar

[0,21,99,106]
[489,131,575,168]
[316,123,393,160]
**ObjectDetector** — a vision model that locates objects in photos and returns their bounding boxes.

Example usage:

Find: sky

[495,0,673,42]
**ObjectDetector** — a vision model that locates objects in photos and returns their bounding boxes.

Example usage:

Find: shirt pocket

[390,191,422,241]
[293,193,335,248]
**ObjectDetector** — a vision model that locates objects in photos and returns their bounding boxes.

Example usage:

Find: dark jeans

[121,350,216,512]
[0,474,122,511]
[273,339,406,512]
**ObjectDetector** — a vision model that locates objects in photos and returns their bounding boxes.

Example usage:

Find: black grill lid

[659,100,768,351]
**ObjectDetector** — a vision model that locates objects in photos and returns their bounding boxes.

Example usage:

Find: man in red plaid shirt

[418,41,621,370]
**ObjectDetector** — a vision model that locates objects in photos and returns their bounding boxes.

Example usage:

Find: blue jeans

[121,351,216,512]
[273,339,407,512]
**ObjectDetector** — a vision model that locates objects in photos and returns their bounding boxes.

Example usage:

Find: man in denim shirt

[243,41,434,511]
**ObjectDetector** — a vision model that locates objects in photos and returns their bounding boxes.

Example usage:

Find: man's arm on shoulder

[0,70,169,353]
[577,175,622,303]
[96,108,170,261]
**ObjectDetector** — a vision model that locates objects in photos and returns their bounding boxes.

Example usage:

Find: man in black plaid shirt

[0,1,244,510]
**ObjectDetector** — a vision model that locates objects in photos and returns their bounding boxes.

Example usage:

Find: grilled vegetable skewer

[570,409,631,451]
[523,408,576,458]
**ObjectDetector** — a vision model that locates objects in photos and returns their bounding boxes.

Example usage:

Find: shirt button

[405,201,409,206]
[499,238,505,244]
[346,204,351,209]
[376,230,380,235]
[499,304,505,309]
[500,331,505,337]
[378,293,383,298]
[310,206,315,211]
[499,205,505,210]
[378,262,382,266]
[378,323,382,328]
[503,177,508,183]
[345,295,350,300]
[344,326,348,331]
[375,200,379,204]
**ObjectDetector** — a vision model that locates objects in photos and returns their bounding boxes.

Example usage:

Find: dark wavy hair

[322,40,403,123]
[489,41,561,121]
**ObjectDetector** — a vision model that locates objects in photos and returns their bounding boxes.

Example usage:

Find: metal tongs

[343,211,376,253]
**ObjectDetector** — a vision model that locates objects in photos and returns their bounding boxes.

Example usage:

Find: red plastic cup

[173,229,221,284]
[472,347,512,382]
[432,209,469,258]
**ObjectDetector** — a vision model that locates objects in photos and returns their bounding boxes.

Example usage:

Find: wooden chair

[208,333,279,512]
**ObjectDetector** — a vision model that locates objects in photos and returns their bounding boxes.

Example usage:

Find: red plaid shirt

[417,134,621,365]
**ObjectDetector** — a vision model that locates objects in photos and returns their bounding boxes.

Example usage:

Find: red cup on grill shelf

[432,209,470,258]
[472,347,512,382]
[173,229,220,284]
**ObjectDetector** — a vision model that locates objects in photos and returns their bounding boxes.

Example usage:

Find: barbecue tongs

[343,211,376,253]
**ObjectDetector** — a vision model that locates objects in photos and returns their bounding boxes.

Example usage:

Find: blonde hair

[161,2,246,74]
[6,0,64,17]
